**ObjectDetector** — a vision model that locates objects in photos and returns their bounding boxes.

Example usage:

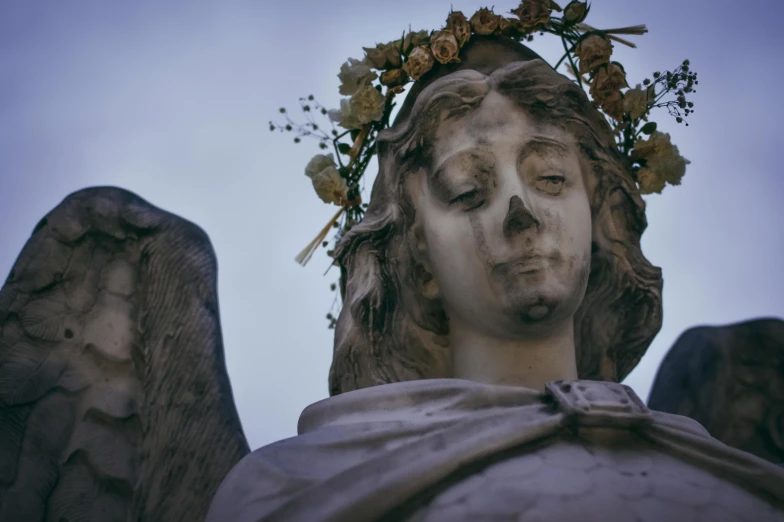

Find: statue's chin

[496,288,578,335]
[489,270,586,333]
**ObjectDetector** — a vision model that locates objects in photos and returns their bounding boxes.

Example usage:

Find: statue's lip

[492,252,555,275]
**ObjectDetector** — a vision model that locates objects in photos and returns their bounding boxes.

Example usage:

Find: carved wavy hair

[329,56,663,396]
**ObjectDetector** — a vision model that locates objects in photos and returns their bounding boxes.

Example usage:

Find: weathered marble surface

[406,434,782,522]
[0,187,249,522]
[207,379,784,522]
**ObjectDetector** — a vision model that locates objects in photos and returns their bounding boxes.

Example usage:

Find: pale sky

[1,0,782,449]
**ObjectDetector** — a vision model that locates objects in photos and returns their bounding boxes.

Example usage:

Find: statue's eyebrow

[518,136,568,159]
[431,148,493,184]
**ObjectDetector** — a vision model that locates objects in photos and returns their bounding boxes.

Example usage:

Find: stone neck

[450,320,579,391]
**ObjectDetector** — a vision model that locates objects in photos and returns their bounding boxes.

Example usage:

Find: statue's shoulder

[207,379,784,522]
[207,379,551,521]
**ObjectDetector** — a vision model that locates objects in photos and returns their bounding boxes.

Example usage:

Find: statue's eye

[534,174,566,195]
[449,189,484,210]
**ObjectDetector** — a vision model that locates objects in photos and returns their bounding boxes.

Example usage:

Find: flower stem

[562,35,583,89]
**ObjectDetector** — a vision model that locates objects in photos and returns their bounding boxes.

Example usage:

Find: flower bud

[470,7,500,35]
[563,1,587,24]
[511,0,553,31]
[446,11,471,47]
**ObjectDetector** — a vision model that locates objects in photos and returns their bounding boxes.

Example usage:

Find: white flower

[350,84,385,123]
[631,131,691,194]
[305,153,337,180]
[337,58,378,96]
[304,153,349,204]
[328,99,363,130]
[329,85,385,130]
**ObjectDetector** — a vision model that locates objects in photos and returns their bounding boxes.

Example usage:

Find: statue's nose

[503,195,539,237]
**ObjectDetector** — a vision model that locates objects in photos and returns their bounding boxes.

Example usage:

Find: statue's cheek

[468,212,496,271]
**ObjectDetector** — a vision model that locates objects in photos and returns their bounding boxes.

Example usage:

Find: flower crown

[271,1,697,325]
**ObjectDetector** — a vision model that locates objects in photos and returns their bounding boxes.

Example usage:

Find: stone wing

[0,187,249,521]
[648,318,784,464]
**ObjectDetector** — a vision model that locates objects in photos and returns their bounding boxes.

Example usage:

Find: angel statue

[1,15,784,522]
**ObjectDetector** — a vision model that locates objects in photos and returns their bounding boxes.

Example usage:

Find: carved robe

[207,379,784,521]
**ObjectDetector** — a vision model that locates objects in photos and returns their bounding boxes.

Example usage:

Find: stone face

[649,318,784,465]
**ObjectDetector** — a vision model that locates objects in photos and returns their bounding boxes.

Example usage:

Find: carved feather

[648,318,784,465]
[0,187,249,521]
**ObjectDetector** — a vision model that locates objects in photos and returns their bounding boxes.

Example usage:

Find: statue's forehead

[431,93,527,156]
[431,93,568,162]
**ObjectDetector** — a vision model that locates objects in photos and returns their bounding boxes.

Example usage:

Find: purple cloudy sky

[1,0,782,448]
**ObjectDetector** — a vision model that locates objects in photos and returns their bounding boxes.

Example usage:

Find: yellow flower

[403,46,436,80]
[470,7,500,35]
[430,29,460,64]
[510,0,553,31]
[363,41,403,70]
[636,168,666,195]
[631,132,691,194]
[599,91,624,121]
[589,62,628,103]
[576,34,613,74]
[304,154,349,205]
[446,11,471,47]
[623,84,653,120]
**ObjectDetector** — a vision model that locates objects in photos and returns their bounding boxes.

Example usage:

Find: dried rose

[623,84,653,120]
[363,41,403,70]
[380,68,408,88]
[430,29,460,65]
[631,131,690,194]
[470,7,500,35]
[337,58,378,96]
[446,11,471,47]
[403,46,436,80]
[563,1,588,24]
[590,62,628,102]
[599,91,624,121]
[304,154,349,205]
[403,30,430,55]
[497,17,514,35]
[576,34,613,74]
[511,0,553,31]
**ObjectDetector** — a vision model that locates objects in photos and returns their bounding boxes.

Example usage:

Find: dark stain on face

[468,212,494,273]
